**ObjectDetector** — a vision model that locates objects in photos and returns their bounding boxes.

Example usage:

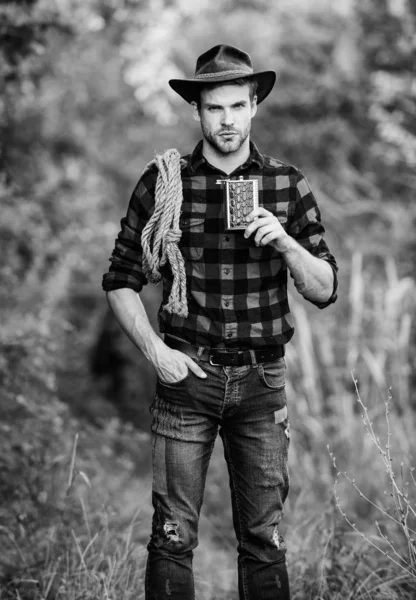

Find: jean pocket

[179,217,204,260]
[258,358,286,390]
[157,370,191,388]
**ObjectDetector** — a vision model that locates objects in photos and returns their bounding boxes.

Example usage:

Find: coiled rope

[141,148,188,317]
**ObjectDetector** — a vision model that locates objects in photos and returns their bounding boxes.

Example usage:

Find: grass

[330,376,416,581]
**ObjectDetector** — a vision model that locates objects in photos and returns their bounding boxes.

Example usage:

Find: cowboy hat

[169,44,276,104]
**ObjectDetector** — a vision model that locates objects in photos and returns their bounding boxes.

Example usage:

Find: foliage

[0,317,151,596]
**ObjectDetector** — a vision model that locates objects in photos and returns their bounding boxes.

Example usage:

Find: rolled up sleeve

[288,170,338,309]
[102,167,157,293]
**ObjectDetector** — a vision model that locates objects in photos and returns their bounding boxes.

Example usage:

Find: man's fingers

[247,206,269,221]
[184,356,207,379]
[244,217,264,238]
[245,212,278,239]
[254,223,277,246]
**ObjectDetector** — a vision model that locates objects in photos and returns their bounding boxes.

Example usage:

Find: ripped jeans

[145,357,291,600]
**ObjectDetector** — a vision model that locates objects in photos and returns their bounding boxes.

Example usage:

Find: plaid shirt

[102,141,338,349]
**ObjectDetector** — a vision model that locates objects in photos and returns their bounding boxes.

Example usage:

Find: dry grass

[329,377,416,580]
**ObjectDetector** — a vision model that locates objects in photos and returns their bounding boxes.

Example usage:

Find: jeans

[145,357,291,600]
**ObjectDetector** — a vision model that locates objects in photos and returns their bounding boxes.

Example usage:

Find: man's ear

[191,101,201,122]
[250,96,258,118]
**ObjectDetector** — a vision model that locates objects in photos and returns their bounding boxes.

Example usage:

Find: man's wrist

[275,233,296,254]
[133,316,165,364]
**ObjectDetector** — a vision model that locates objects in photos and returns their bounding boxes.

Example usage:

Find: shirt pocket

[179,217,205,261]
[249,244,278,261]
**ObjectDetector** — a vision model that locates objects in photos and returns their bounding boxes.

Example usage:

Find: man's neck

[202,137,251,175]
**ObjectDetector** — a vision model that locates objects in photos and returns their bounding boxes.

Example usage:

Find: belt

[165,335,284,367]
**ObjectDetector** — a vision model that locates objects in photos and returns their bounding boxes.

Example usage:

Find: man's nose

[221,109,234,126]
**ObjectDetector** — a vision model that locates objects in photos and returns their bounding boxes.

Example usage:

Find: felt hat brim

[169,70,276,105]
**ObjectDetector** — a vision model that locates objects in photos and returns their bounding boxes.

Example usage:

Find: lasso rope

[141,149,188,317]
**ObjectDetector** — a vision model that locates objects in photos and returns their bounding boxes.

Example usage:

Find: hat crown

[168,44,276,104]
[195,44,253,78]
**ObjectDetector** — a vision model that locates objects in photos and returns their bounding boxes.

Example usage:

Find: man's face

[192,83,257,155]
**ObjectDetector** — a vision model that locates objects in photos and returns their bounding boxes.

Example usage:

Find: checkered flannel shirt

[102,141,338,349]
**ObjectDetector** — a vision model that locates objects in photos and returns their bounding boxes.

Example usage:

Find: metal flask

[217,176,259,230]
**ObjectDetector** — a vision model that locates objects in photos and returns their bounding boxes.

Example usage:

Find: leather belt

[165,335,284,367]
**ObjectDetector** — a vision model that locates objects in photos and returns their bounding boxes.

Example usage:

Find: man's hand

[153,345,207,384]
[244,207,290,253]
[244,208,334,303]
[107,288,208,381]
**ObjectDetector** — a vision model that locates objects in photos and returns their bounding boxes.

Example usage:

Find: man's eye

[209,106,221,112]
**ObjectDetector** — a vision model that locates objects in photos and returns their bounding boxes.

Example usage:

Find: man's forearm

[106,288,207,381]
[106,288,165,366]
[280,236,334,302]
[244,208,335,303]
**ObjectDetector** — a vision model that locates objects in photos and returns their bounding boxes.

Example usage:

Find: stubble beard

[201,122,251,156]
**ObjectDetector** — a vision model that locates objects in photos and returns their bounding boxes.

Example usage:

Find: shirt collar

[187,140,264,174]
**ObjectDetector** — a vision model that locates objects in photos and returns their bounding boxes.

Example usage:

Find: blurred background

[1,0,415,598]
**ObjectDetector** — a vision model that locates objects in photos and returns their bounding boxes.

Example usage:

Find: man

[102,45,338,600]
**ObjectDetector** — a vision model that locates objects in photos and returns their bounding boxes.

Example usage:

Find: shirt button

[224,236,230,242]
[224,269,230,275]
[224,301,229,307]
[227,332,233,338]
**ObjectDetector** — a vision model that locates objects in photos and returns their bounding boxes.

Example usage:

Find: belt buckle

[209,351,223,367]
[209,350,245,367]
